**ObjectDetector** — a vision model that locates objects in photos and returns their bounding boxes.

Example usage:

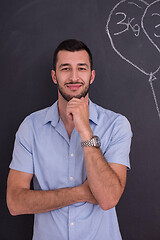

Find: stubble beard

[56,78,91,102]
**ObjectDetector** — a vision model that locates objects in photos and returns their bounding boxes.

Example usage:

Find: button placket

[68,132,76,186]
[68,206,76,240]
[68,150,75,185]
[68,129,78,240]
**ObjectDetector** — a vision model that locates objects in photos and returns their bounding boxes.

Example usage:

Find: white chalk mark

[152,13,160,17]
[106,0,150,77]
[129,0,150,5]
[155,24,160,29]
[152,13,160,29]
[106,0,160,120]
[149,73,157,82]
[154,33,160,37]
[149,75,160,119]
[128,2,142,8]
[152,13,160,37]
[14,0,38,16]
[114,12,140,36]
[142,0,160,53]
[132,23,141,36]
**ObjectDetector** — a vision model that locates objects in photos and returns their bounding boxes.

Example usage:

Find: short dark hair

[53,39,93,70]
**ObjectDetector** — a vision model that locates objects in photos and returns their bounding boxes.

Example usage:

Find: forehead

[56,50,90,66]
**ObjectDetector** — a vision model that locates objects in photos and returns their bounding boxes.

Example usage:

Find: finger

[66,110,73,120]
[68,97,87,105]
[67,99,88,108]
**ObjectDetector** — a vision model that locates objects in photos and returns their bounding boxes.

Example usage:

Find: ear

[90,70,95,84]
[51,70,57,84]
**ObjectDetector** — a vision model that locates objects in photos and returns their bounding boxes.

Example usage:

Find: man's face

[51,50,95,102]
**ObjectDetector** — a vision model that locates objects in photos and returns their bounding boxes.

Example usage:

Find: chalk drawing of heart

[106,0,160,77]
[142,0,160,54]
[106,0,160,119]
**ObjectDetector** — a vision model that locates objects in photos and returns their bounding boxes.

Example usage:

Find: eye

[78,67,87,71]
[61,67,70,71]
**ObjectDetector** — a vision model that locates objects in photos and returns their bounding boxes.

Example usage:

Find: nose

[69,69,79,81]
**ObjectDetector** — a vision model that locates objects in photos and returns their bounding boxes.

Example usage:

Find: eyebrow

[58,63,89,69]
[59,63,70,69]
[78,63,89,69]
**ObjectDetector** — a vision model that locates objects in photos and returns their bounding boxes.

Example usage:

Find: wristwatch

[81,136,101,148]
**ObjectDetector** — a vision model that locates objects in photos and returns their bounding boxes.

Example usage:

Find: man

[7,39,132,240]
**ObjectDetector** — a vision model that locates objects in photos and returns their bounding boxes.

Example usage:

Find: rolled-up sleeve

[10,117,34,174]
[104,116,132,169]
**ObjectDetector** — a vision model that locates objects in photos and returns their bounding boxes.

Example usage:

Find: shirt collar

[43,99,98,126]
[88,99,98,125]
[43,101,60,126]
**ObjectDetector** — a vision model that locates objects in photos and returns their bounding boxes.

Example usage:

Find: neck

[58,94,70,124]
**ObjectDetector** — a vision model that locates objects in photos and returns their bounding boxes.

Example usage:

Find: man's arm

[7,169,98,216]
[66,97,128,211]
[83,147,126,211]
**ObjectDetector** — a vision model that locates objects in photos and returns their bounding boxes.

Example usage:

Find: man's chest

[32,126,87,190]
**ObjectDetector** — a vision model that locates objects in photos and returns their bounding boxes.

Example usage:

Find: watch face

[93,136,101,147]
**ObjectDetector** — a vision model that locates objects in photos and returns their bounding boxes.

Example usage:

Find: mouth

[65,82,83,91]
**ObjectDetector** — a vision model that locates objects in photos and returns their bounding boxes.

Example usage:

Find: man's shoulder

[92,101,122,121]
[31,106,50,118]
[25,106,49,124]
[19,101,58,129]
[92,101,131,131]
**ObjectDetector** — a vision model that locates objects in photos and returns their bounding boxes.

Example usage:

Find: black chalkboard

[1,0,160,239]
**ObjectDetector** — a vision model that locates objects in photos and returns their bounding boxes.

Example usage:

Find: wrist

[81,136,101,148]
[79,129,93,142]
[74,185,86,202]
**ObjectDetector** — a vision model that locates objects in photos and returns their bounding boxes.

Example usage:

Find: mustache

[64,81,84,86]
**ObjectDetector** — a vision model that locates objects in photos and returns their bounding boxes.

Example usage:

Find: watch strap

[81,136,101,148]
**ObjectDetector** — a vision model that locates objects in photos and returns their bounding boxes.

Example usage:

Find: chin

[58,85,89,102]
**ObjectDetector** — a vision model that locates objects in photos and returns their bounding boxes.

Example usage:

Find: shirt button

[69,177,74,181]
[70,153,74,157]
[70,222,74,226]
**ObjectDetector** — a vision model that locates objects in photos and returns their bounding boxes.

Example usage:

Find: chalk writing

[106,0,160,120]
[142,0,160,53]
[114,12,140,36]
[152,13,160,37]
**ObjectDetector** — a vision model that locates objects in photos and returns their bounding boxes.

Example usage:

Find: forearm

[83,147,125,210]
[63,97,126,210]
[7,185,86,216]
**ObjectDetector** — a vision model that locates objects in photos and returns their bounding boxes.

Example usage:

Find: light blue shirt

[10,99,132,240]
